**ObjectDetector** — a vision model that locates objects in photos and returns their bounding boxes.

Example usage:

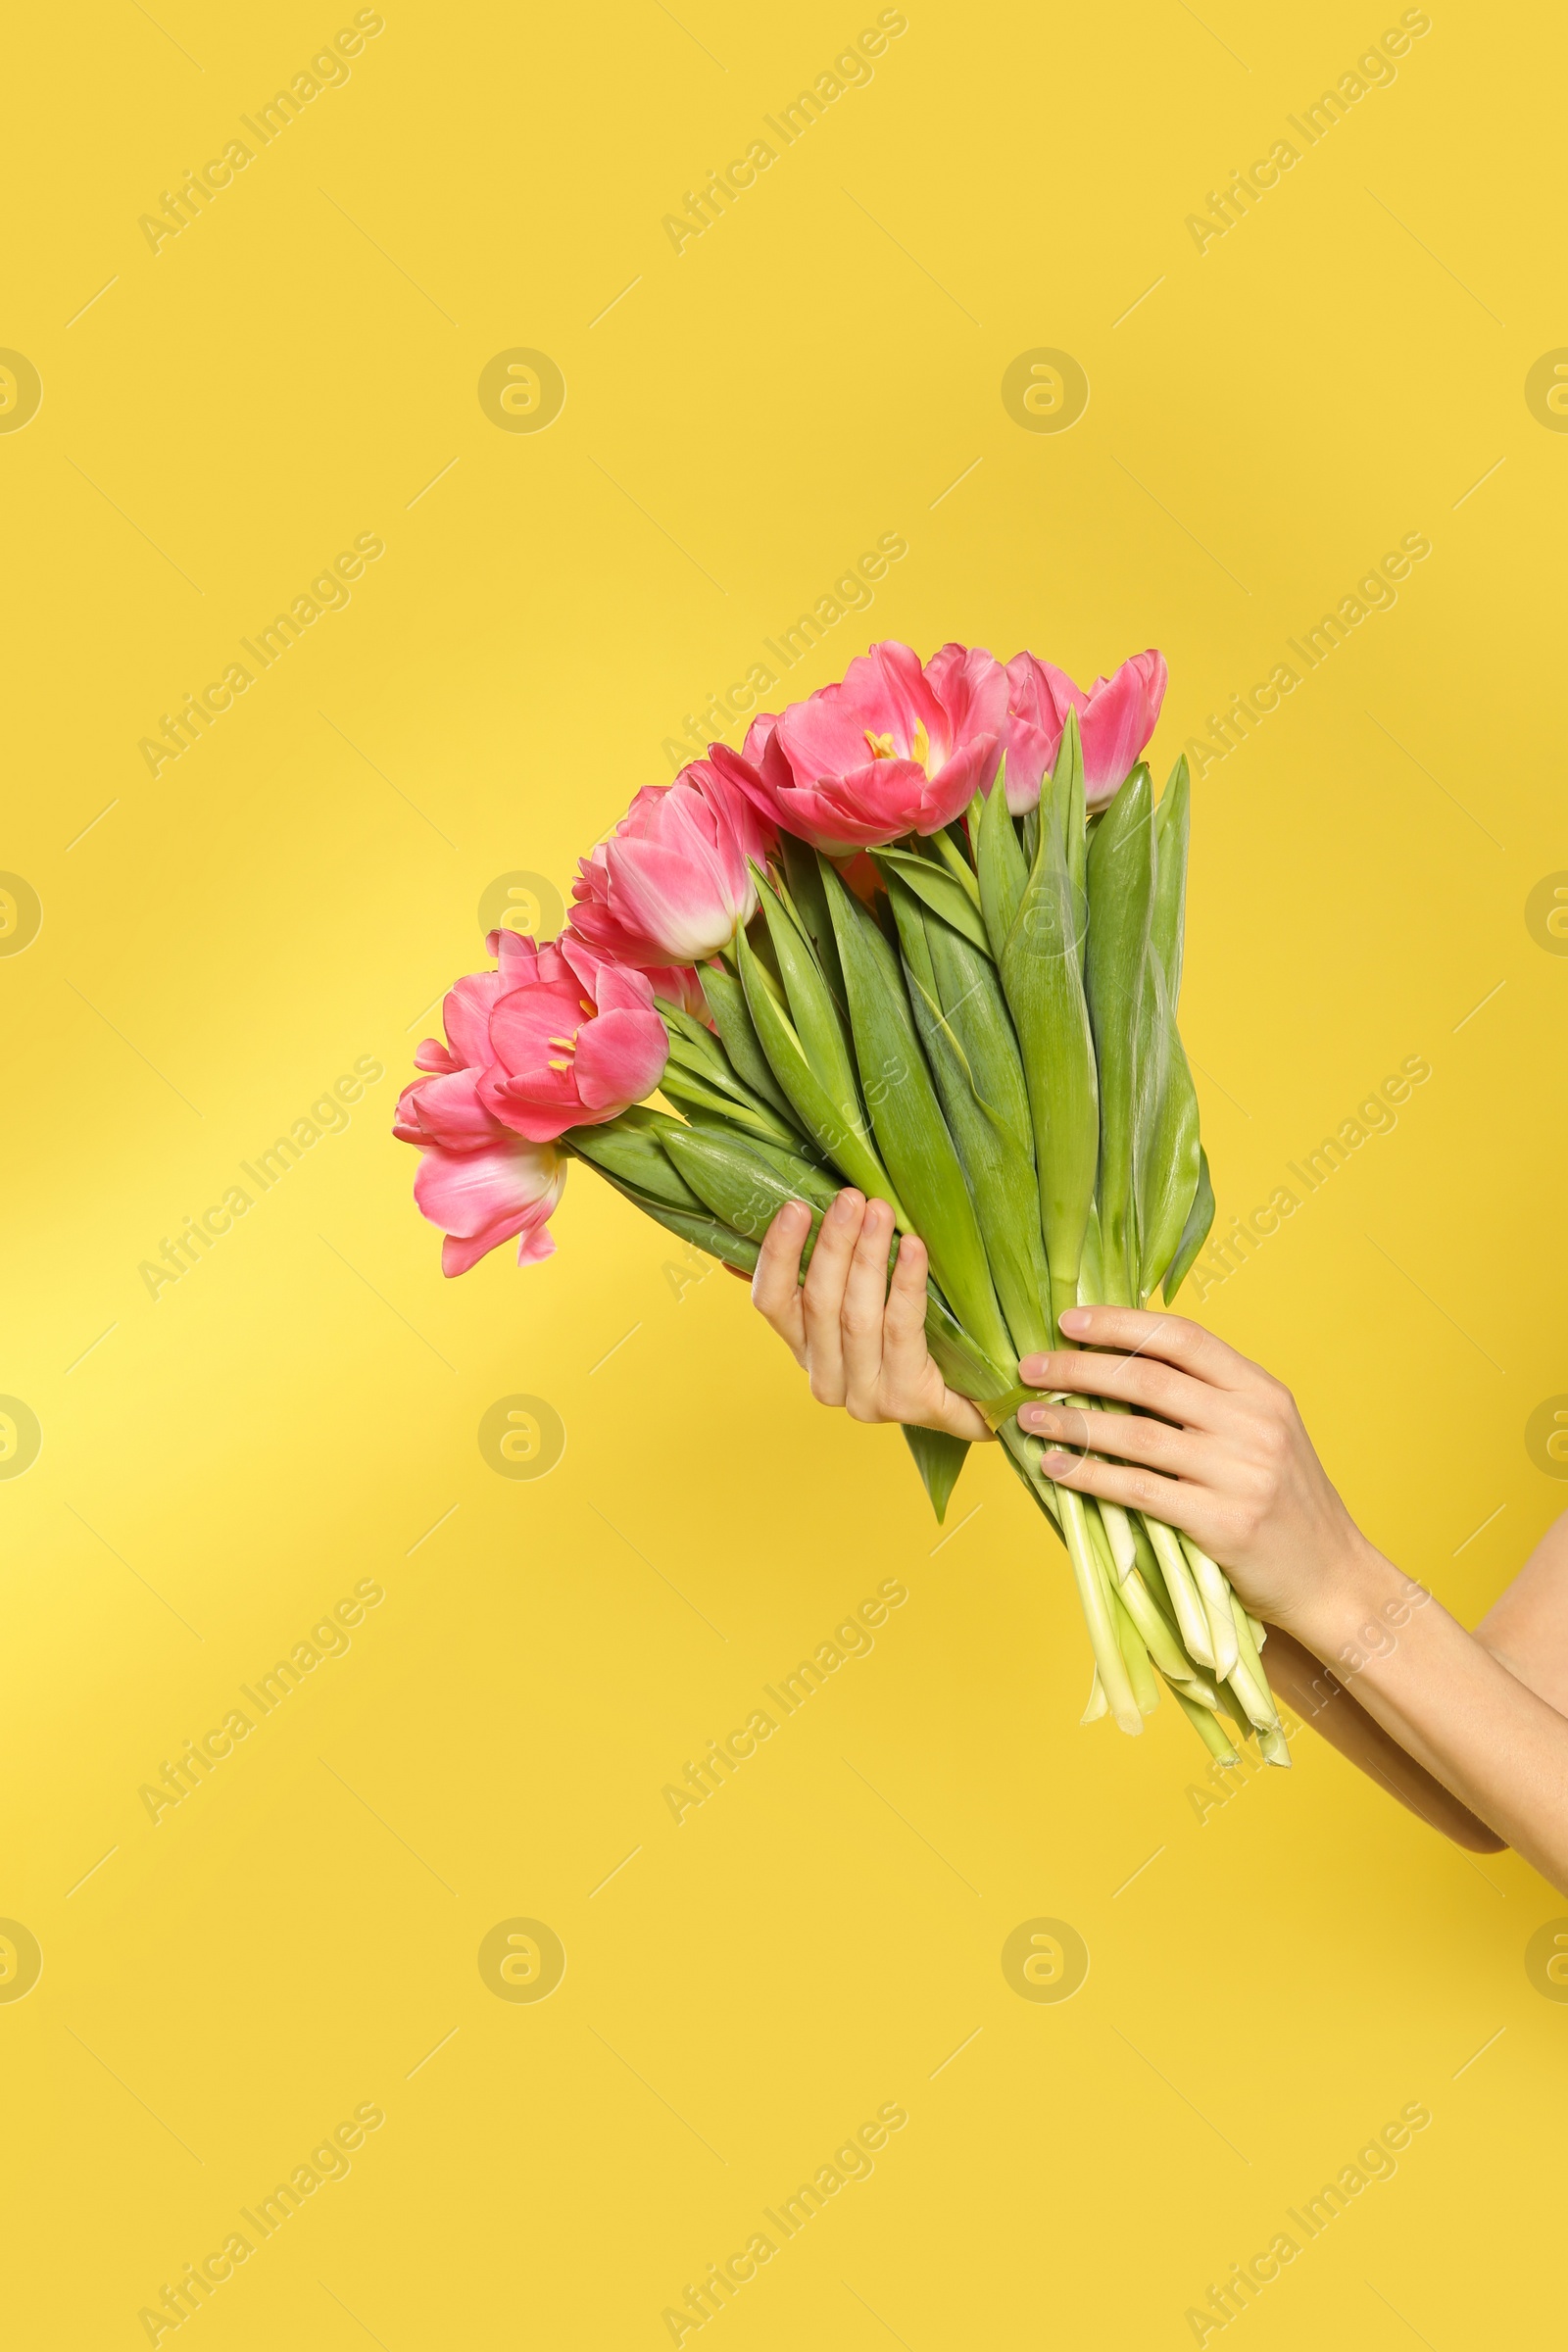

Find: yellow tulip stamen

[863,720,932,771]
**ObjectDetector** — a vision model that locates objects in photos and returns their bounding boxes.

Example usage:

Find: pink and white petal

[414,1137,565,1276]
[916,735,1001,831]
[590,960,659,1017]
[1080,650,1168,796]
[998,717,1056,811]
[699,762,775,862]
[558,929,615,1003]
[775,689,889,787]
[569,841,613,916]
[442,969,505,1067]
[924,642,1008,760]
[831,756,936,839]
[565,898,656,968]
[601,835,731,963]
[1023,655,1089,726]
[488,978,589,1075]
[513,1220,558,1270]
[440,1226,510,1277]
[415,1037,461,1074]
[923,638,981,709]
[476,1063,580,1142]
[392,1080,428,1145]
[851,640,946,749]
[493,929,557,990]
[571,1006,668,1116]
[709,738,782,831]
[741,710,780,763]
[397,1067,503,1150]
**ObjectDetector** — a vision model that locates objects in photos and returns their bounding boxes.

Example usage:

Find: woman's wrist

[1271,1530,1425,1672]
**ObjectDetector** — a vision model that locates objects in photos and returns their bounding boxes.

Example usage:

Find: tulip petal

[394,1067,503,1150]
[442,970,505,1067]
[924,640,1009,757]
[1079,650,1167,801]
[413,1136,566,1276]
[571,1005,670,1117]
[1000,654,1085,812]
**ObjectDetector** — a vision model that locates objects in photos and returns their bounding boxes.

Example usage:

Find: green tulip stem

[1181,1535,1240,1680]
[1140,1512,1215,1670]
[1172,1685,1241,1765]
[1084,1503,1158,1717]
[1113,1589,1161,1717]
[1056,1484,1143,1736]
[1098,1496,1138,1578]
[1227,1591,1286,1746]
[1110,1560,1195,1686]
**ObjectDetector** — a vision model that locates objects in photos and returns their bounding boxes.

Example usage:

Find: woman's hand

[747,1244,1568,1877]
[750,1193,990,1442]
[1015,1303,1373,1633]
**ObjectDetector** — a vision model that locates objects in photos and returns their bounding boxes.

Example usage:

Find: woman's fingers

[880,1231,930,1377]
[755,1199,991,1443]
[840,1198,894,1415]
[1017,1345,1222,1431]
[800,1188,865,1404]
[1018,1397,1212,1480]
[883,1233,991,1440]
[1023,1306,1260,1394]
[752,1199,811,1364]
[1038,1444,1211,1543]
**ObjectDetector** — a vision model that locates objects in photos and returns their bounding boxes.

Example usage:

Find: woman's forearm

[1284,1536,1568,1889]
[1257,1625,1504,1852]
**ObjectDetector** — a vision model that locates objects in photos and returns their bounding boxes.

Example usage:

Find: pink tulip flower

[1002,649,1168,812]
[395,929,670,1273]
[403,932,669,1147]
[569,762,774,967]
[395,1021,569,1276]
[720,640,1007,853]
[471,930,669,1142]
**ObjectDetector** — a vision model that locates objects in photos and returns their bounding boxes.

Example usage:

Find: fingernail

[831,1190,862,1223]
[1018,1405,1062,1436]
[1041,1451,1075,1477]
[1058,1308,1091,1336]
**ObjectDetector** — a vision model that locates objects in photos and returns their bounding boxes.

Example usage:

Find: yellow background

[5,0,1567,2343]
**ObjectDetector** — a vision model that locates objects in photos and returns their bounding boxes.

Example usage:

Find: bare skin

[752,1192,1568,1887]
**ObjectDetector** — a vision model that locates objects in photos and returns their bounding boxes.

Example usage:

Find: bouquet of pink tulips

[397,641,1285,1770]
